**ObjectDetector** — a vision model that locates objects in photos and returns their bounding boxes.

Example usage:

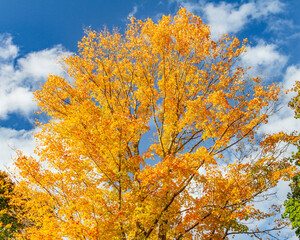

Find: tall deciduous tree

[13,9,295,239]
[283,82,300,238]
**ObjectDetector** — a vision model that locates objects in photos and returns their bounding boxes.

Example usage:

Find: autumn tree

[13,8,296,239]
[0,170,24,239]
[283,81,300,238]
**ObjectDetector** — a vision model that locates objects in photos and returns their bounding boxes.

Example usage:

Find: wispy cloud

[266,18,294,33]
[128,5,138,18]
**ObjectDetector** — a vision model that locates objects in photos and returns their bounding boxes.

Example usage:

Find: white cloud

[0,34,71,169]
[282,65,300,92]
[204,0,283,37]
[254,0,284,18]
[203,2,256,37]
[0,127,35,170]
[241,41,288,78]
[266,18,294,33]
[128,5,138,18]
[0,35,18,60]
[18,46,67,80]
[178,1,202,13]
[259,65,300,135]
[0,87,35,119]
[0,34,71,119]
[173,0,284,37]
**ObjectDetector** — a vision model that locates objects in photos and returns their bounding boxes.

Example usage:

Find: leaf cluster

[11,8,296,240]
[0,170,24,239]
[283,86,300,238]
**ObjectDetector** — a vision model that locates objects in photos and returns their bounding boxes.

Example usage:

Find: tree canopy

[13,8,296,239]
[283,82,300,238]
[0,170,24,239]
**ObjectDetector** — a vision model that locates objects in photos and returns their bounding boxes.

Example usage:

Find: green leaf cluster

[0,171,23,239]
[284,91,300,238]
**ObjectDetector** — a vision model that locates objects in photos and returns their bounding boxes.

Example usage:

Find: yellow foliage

[12,8,295,240]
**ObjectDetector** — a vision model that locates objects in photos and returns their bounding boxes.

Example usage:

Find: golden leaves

[11,7,295,240]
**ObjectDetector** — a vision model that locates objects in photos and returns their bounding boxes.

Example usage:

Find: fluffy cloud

[0,34,71,169]
[0,87,35,119]
[18,47,68,80]
[203,2,257,36]
[0,127,35,170]
[259,65,300,135]
[0,35,18,60]
[241,41,288,78]
[0,34,71,119]
[172,0,284,37]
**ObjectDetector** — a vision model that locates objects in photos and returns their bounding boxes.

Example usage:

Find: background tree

[0,170,24,239]
[13,9,295,239]
[283,82,300,238]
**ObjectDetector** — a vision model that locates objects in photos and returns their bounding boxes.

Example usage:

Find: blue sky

[0,0,299,238]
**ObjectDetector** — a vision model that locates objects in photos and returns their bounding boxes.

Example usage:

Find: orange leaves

[34,75,73,118]
[261,131,297,154]
[11,8,296,240]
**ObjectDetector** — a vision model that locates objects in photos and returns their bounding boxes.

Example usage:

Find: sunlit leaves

[12,8,295,239]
